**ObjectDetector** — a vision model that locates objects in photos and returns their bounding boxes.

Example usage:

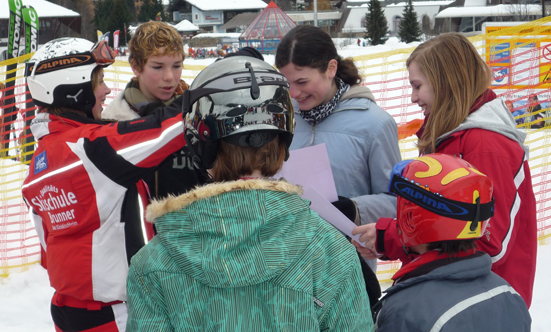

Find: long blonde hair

[407,33,492,153]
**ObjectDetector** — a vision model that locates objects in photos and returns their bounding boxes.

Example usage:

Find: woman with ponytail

[275,25,401,308]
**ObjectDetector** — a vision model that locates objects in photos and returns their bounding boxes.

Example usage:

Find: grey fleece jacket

[290,84,401,271]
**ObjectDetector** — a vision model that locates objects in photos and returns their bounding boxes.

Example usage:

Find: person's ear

[327,59,338,79]
[130,60,141,77]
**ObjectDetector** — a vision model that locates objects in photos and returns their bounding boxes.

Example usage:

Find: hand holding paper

[351,224,383,259]
[302,187,366,247]
[351,223,377,249]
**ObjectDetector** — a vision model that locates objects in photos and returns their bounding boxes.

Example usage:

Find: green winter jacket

[126,179,373,332]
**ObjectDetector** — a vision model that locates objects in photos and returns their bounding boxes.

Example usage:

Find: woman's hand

[352,224,383,260]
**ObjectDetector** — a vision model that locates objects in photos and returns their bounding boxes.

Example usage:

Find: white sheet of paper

[275,144,338,202]
[302,187,366,247]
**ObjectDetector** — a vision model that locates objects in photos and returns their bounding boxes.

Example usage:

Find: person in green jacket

[126,56,374,331]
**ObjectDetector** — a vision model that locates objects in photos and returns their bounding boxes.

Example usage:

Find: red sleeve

[375,217,412,264]
[83,98,187,170]
[449,130,529,270]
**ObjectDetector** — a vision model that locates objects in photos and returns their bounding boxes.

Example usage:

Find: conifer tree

[398,0,422,43]
[94,0,112,34]
[125,0,137,21]
[94,0,132,45]
[138,0,166,22]
[106,0,133,45]
[365,0,388,45]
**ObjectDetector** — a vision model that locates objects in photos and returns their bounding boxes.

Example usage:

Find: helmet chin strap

[83,100,95,119]
[403,244,421,258]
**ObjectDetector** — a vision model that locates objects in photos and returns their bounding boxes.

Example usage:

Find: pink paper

[302,187,366,247]
[275,144,338,202]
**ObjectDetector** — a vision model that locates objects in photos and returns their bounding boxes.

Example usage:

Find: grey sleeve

[352,115,401,225]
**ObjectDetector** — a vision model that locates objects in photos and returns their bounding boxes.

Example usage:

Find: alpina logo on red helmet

[393,180,469,216]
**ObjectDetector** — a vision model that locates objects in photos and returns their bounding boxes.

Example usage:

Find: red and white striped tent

[239,1,297,54]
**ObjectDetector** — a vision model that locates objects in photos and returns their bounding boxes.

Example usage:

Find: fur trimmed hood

[146,178,303,223]
[128,177,369,311]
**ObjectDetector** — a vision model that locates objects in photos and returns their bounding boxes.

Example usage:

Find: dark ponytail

[276,25,361,86]
[336,57,362,86]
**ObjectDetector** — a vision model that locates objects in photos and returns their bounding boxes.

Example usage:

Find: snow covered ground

[1,245,549,331]
[1,37,549,331]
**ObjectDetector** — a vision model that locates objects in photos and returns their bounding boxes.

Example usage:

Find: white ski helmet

[25,37,115,117]
[183,56,295,169]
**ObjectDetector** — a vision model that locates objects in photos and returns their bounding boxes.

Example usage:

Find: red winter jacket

[376,98,537,308]
[22,101,187,305]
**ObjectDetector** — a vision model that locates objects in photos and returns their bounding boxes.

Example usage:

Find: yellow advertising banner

[483,22,551,89]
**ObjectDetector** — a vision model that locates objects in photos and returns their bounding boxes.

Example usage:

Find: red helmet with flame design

[388,153,495,247]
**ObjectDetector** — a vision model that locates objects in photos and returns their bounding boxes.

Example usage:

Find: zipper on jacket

[309,124,315,146]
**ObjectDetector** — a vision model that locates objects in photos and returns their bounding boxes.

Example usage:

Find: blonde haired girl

[353,33,537,309]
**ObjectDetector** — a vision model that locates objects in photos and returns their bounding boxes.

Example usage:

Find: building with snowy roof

[435,0,542,33]
[239,1,297,54]
[285,10,343,35]
[173,19,200,33]
[339,0,453,36]
[170,0,267,33]
[220,13,259,33]
[172,19,200,41]
[339,0,542,36]
[384,1,454,36]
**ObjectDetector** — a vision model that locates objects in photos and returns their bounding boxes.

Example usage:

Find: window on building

[0,21,8,39]
[393,16,401,34]
[39,20,51,37]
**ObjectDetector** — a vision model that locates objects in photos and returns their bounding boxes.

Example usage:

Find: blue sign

[490,43,510,64]
[492,66,509,86]
[34,150,48,174]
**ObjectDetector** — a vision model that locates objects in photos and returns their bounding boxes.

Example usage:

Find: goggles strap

[182,88,227,115]
[222,131,278,148]
[470,197,481,231]
[390,175,495,222]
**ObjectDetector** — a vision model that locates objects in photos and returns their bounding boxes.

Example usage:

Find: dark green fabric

[123,78,182,117]
[127,182,373,331]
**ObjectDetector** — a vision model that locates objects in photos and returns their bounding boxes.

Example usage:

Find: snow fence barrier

[2,17,551,281]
